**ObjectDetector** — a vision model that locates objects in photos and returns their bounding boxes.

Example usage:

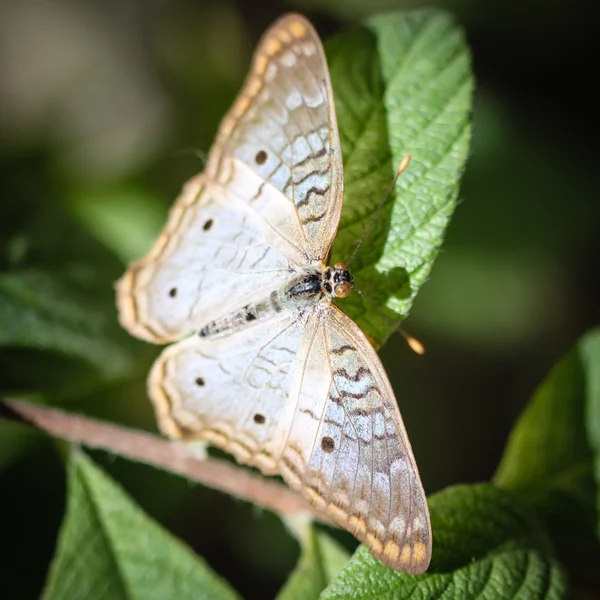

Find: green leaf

[0,159,151,399]
[42,450,239,600]
[495,329,600,581]
[327,10,473,345]
[66,185,167,264]
[321,484,565,599]
[276,522,350,600]
[0,270,137,382]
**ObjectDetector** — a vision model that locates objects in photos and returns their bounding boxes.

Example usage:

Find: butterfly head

[324,263,354,299]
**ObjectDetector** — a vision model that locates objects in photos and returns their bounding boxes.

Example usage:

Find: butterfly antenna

[354,286,425,355]
[397,326,426,355]
[347,155,412,266]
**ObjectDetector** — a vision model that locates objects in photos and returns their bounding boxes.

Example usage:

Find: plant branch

[0,398,325,522]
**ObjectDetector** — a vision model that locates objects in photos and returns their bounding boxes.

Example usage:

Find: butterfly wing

[277,304,432,574]
[117,175,300,343]
[117,13,343,343]
[148,308,304,473]
[207,14,344,263]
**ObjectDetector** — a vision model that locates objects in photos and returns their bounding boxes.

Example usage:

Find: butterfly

[117,13,431,574]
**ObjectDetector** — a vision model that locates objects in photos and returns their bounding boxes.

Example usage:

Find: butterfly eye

[255,150,268,165]
[321,436,335,453]
[169,287,178,298]
[195,377,205,386]
[334,282,352,298]
[253,413,266,424]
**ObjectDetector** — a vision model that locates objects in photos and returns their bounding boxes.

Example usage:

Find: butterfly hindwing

[117,174,296,343]
[148,307,304,473]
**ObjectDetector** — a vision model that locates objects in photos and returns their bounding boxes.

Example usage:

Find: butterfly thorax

[198,264,353,340]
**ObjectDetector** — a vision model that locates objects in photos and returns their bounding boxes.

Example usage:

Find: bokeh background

[1,0,598,598]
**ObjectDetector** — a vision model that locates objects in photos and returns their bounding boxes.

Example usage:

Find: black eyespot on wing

[321,436,335,453]
[195,377,205,386]
[255,150,267,165]
[253,413,266,424]
[203,219,214,231]
[169,287,177,298]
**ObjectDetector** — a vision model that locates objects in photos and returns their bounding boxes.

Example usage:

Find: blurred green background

[0,0,598,598]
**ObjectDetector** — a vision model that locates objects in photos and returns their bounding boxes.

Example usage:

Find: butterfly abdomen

[198,271,330,339]
[198,303,261,338]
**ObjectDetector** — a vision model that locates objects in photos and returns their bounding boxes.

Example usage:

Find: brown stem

[0,398,324,521]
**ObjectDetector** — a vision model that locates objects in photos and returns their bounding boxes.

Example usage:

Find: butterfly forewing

[207,14,344,263]
[278,305,431,573]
